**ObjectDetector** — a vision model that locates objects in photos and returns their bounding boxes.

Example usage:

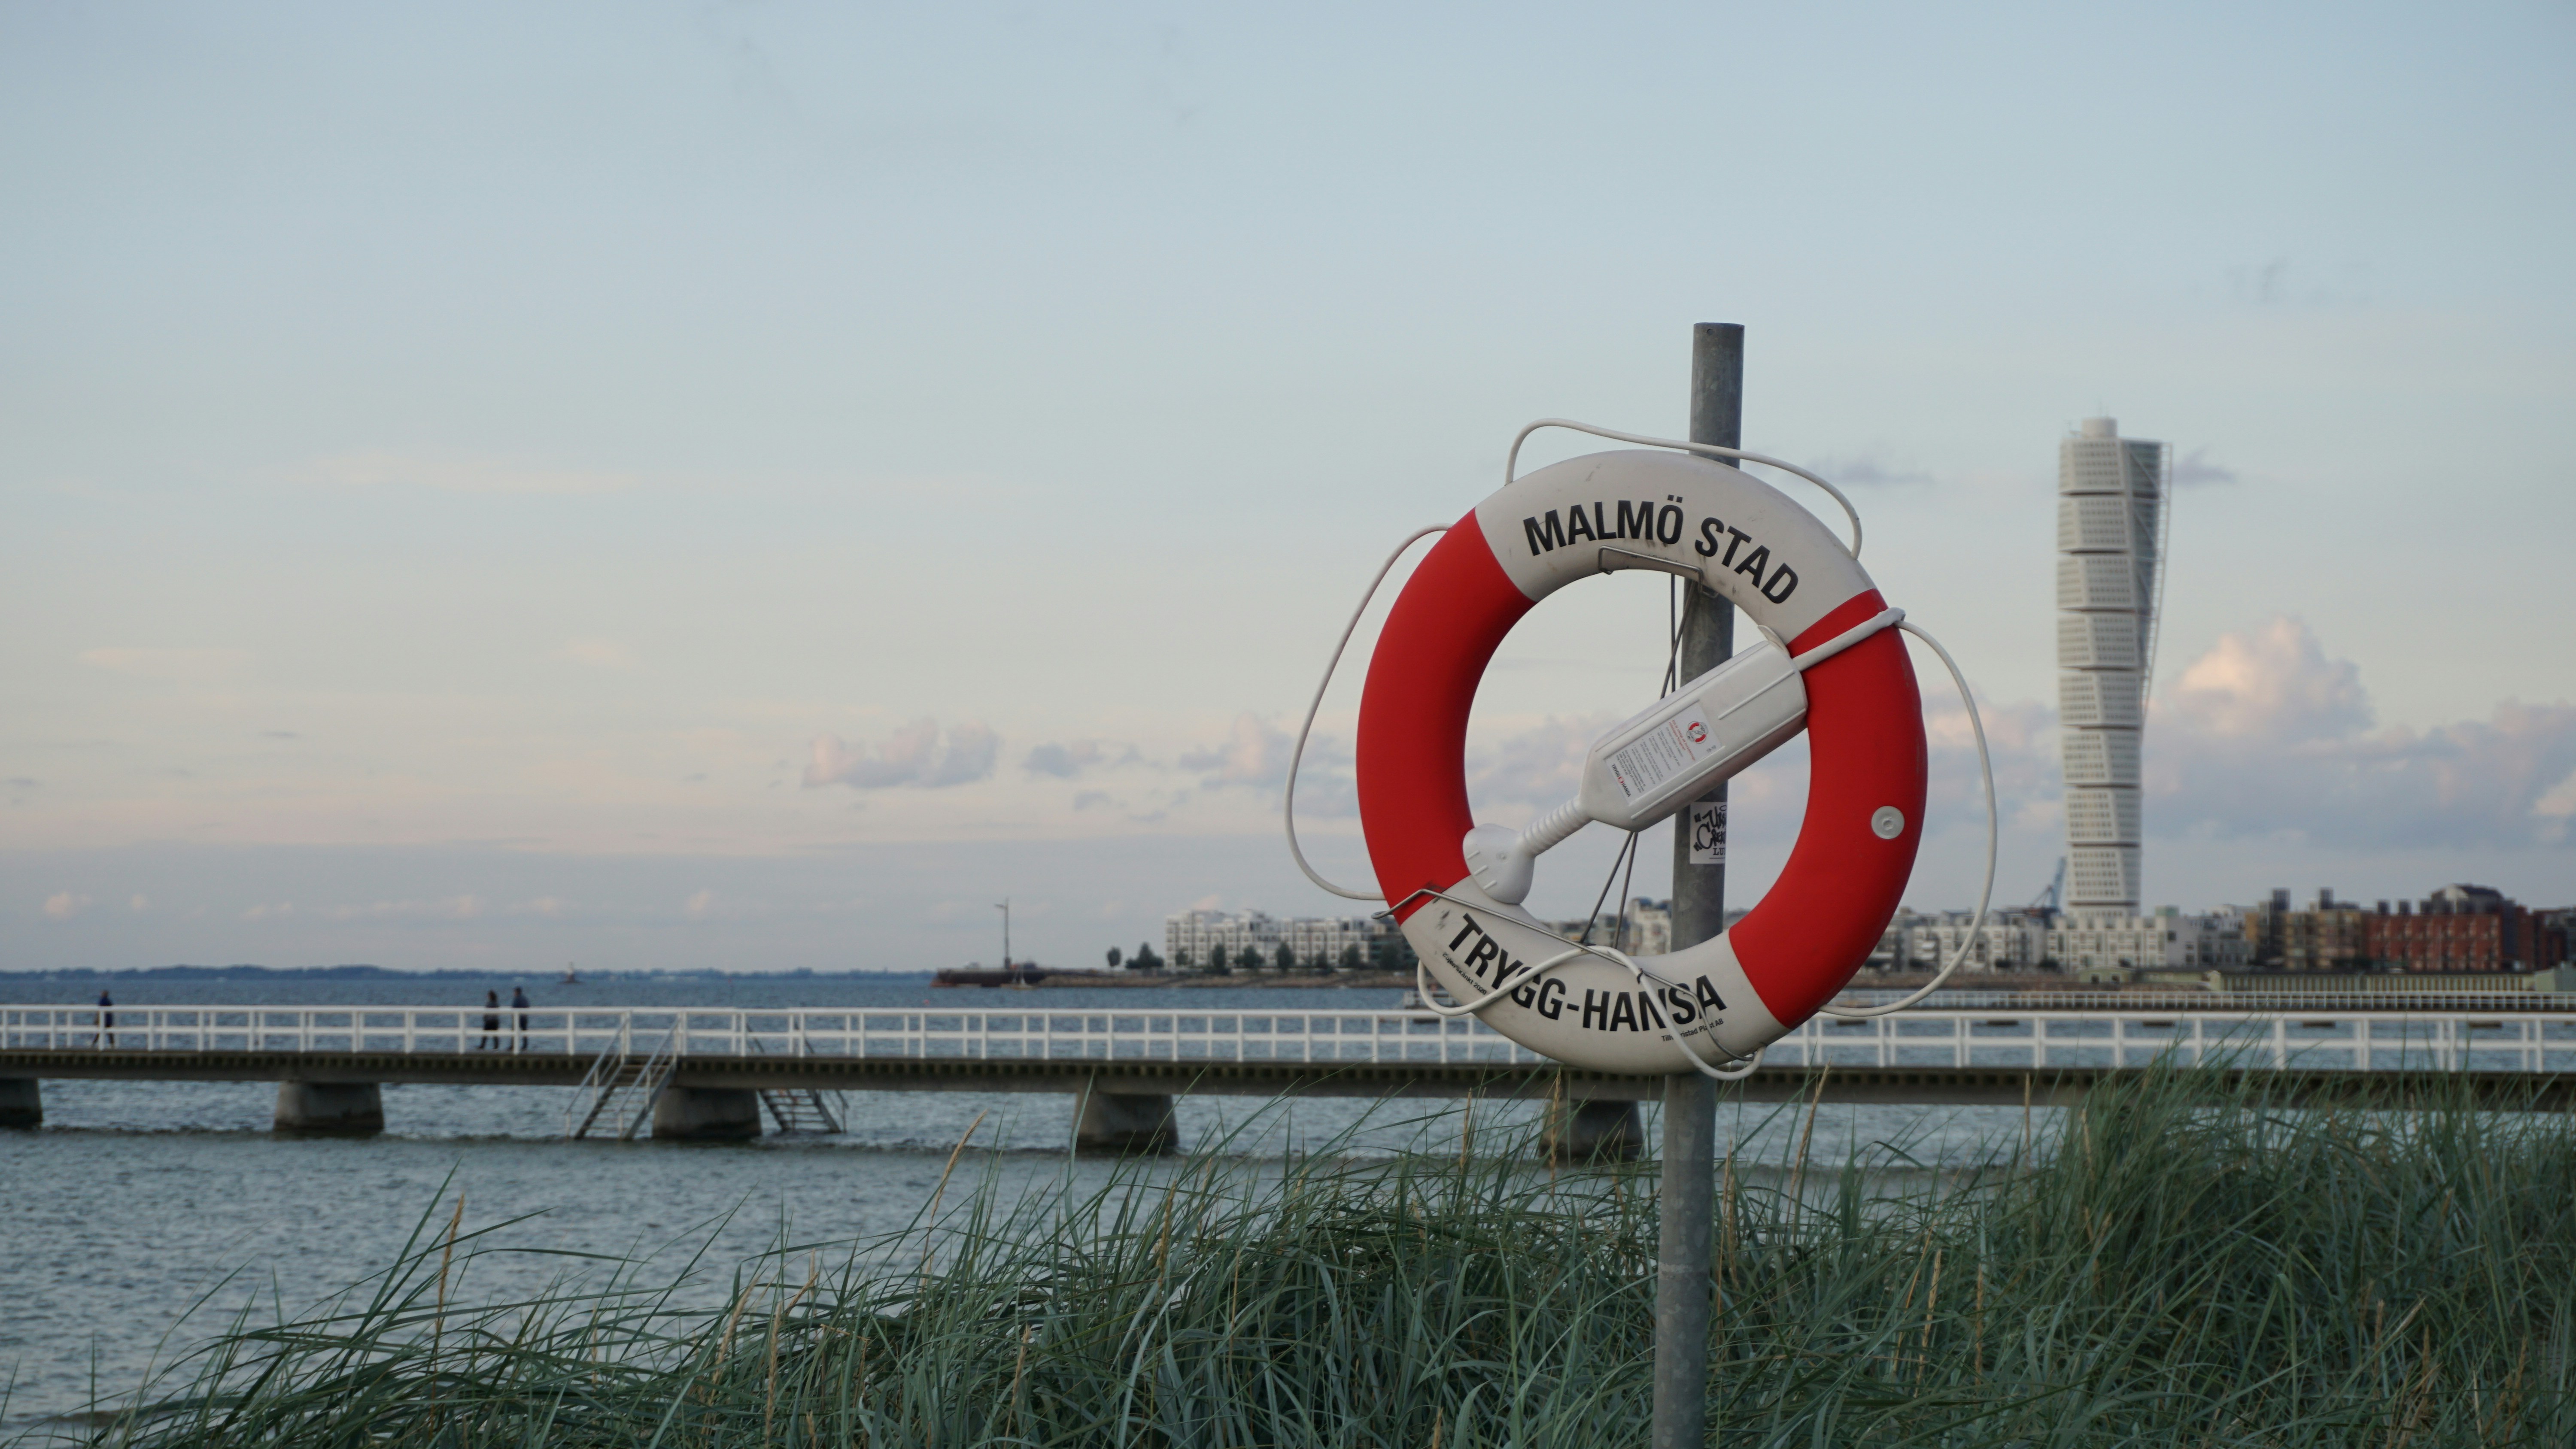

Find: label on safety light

[1607,700,1720,800]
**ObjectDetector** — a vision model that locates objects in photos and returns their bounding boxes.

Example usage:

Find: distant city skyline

[4,2,2572,973]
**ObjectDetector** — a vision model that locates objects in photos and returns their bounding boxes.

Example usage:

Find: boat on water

[559,964,582,986]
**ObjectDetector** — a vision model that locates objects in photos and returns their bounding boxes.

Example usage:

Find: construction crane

[2026,857,2066,919]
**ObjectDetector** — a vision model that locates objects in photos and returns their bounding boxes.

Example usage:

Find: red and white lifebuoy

[1354,448,1926,1073]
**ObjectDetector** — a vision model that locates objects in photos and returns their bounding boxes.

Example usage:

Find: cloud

[685,889,716,919]
[43,891,90,920]
[1181,714,1295,788]
[556,638,638,670]
[1025,744,1085,778]
[1466,715,1611,810]
[313,895,485,922]
[1024,739,1139,779]
[242,902,295,920]
[2229,257,2291,306]
[803,719,999,789]
[1928,697,2059,821]
[2166,615,2371,741]
[79,647,251,679]
[2146,617,2576,850]
[1804,453,1933,488]
[1194,713,1360,818]
[1073,790,1116,811]
[2172,447,2239,488]
[2541,771,2576,823]
[301,451,634,495]
[129,894,149,912]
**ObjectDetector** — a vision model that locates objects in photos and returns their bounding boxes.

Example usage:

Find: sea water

[0,974,2042,1432]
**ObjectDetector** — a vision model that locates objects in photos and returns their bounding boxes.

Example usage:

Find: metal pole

[1653,321,1740,1449]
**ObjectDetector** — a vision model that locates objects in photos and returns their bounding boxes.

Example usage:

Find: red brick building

[2363,885,2566,974]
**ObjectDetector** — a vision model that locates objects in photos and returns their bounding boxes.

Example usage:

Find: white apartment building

[2049,914,2166,973]
[1865,907,2250,976]
[1543,898,1670,958]
[1908,912,2047,973]
[1169,898,1680,975]
[1283,915,1384,968]
[1868,910,2042,973]
[1164,909,1400,971]
[1168,897,2223,976]
[2047,909,2249,973]
[1870,909,1929,970]
[1165,909,1284,970]
[2163,907,2251,970]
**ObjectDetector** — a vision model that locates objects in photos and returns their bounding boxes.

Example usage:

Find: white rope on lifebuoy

[1284,422,1996,1076]
[1285,526,1444,903]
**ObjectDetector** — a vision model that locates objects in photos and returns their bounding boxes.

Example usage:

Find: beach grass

[37,1066,2576,1448]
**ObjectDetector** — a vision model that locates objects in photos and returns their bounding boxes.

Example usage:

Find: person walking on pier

[478,990,502,1051]
[511,985,530,1052]
[94,989,115,1048]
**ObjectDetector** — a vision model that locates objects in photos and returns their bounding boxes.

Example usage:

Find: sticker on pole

[1688,800,1727,865]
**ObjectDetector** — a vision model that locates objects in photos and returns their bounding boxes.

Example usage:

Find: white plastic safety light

[1460,604,1902,906]
[1285,418,1998,1081]
[1473,638,1805,904]
[1588,642,1806,821]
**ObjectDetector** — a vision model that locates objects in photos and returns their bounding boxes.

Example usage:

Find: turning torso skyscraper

[2056,418,2167,917]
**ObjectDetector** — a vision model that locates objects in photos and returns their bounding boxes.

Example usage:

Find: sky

[4,1,2572,975]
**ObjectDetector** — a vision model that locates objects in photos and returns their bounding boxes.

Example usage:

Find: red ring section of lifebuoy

[1355,510,1924,1033]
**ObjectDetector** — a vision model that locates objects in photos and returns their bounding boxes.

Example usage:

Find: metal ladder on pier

[744,1036,844,1134]
[565,1021,681,1140]
[758,1088,843,1134]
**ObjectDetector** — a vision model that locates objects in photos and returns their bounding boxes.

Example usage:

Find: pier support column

[652,1086,762,1141]
[1545,1098,1643,1163]
[1075,1088,1178,1155]
[0,1079,39,1129]
[274,1081,383,1136]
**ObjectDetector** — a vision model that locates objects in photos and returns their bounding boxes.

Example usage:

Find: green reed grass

[38,1067,2576,1448]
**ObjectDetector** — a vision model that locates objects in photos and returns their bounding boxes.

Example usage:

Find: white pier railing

[1768,1009,2576,1075]
[0,1005,1548,1066]
[6,1003,2576,1075]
